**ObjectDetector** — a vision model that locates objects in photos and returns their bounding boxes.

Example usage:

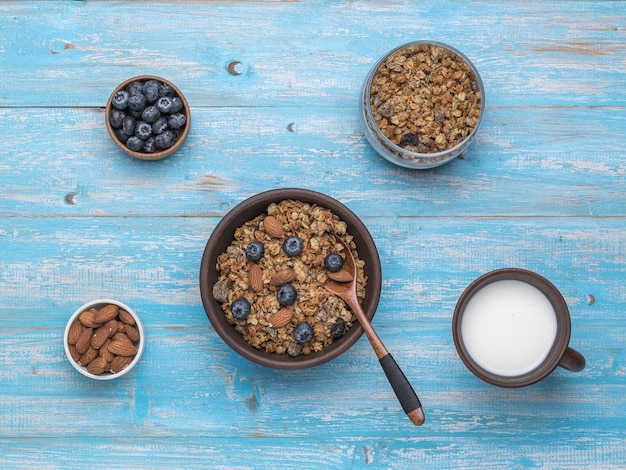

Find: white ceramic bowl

[64,299,144,380]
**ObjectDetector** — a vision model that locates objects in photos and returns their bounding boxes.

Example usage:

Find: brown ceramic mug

[452,268,585,388]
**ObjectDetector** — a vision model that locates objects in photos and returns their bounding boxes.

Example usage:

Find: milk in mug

[461,279,558,377]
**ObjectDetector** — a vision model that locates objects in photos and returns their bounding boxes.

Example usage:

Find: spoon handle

[379,353,425,426]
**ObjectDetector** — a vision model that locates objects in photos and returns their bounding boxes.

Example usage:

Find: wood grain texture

[1,1,625,469]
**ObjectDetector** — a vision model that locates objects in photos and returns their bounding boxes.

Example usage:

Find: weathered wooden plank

[0,106,624,218]
[0,1,625,107]
[1,435,624,469]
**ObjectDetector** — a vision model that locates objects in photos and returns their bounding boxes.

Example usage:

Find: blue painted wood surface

[1,1,625,469]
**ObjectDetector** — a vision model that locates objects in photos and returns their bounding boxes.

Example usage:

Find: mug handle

[558,347,586,372]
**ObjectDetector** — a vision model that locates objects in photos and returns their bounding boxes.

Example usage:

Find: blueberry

[129,108,144,120]
[282,236,304,257]
[134,121,152,140]
[293,322,314,343]
[128,93,147,112]
[277,284,297,306]
[159,83,175,97]
[231,298,251,320]
[245,241,264,262]
[126,136,144,152]
[399,133,420,148]
[114,128,130,144]
[156,96,173,114]
[122,115,136,136]
[324,253,344,273]
[126,81,144,96]
[168,112,186,130]
[170,97,184,113]
[142,80,160,104]
[155,130,176,149]
[141,105,161,124]
[330,318,346,338]
[152,116,169,134]
[109,108,125,128]
[111,90,130,110]
[143,136,158,153]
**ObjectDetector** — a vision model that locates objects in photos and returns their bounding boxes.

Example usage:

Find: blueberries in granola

[399,133,421,148]
[330,318,346,338]
[282,236,304,257]
[245,241,265,262]
[231,298,251,320]
[277,284,297,306]
[324,253,344,273]
[293,322,314,343]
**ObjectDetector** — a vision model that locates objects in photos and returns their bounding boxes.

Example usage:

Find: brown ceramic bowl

[199,188,382,369]
[105,75,190,160]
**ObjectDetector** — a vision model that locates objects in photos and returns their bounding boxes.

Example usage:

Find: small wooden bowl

[64,299,145,380]
[105,75,190,161]
[199,188,382,370]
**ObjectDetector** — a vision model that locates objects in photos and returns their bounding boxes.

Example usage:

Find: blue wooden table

[1,2,625,468]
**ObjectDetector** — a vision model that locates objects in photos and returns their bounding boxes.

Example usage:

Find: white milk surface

[461,279,558,377]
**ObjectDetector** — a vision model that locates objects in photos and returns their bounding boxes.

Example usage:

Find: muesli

[213,199,367,357]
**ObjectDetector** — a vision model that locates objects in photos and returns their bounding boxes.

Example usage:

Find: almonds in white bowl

[64,299,144,380]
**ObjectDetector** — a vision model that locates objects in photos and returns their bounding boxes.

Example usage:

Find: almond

[68,343,82,362]
[91,320,117,350]
[75,327,94,354]
[124,324,141,343]
[248,264,263,292]
[93,304,119,324]
[99,339,114,362]
[78,346,98,366]
[270,268,297,286]
[112,331,132,344]
[87,357,107,375]
[327,270,354,283]
[268,308,294,328]
[108,340,138,357]
[118,309,136,326]
[263,215,285,238]
[67,320,84,345]
[110,355,133,374]
[79,309,102,328]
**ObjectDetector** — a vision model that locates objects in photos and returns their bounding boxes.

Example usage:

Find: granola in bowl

[199,188,382,370]
[213,199,367,357]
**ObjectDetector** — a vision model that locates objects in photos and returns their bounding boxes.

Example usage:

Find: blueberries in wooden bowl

[106,75,190,160]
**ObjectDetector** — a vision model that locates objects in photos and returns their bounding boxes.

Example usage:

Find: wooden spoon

[324,234,425,426]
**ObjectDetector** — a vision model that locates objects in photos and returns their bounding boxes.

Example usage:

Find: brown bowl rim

[199,188,382,369]
[105,75,190,161]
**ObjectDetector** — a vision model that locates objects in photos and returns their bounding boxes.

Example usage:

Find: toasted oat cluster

[213,199,367,357]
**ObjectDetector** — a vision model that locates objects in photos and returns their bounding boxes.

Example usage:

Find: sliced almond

[248,264,263,292]
[263,215,285,238]
[268,308,294,328]
[270,268,297,286]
